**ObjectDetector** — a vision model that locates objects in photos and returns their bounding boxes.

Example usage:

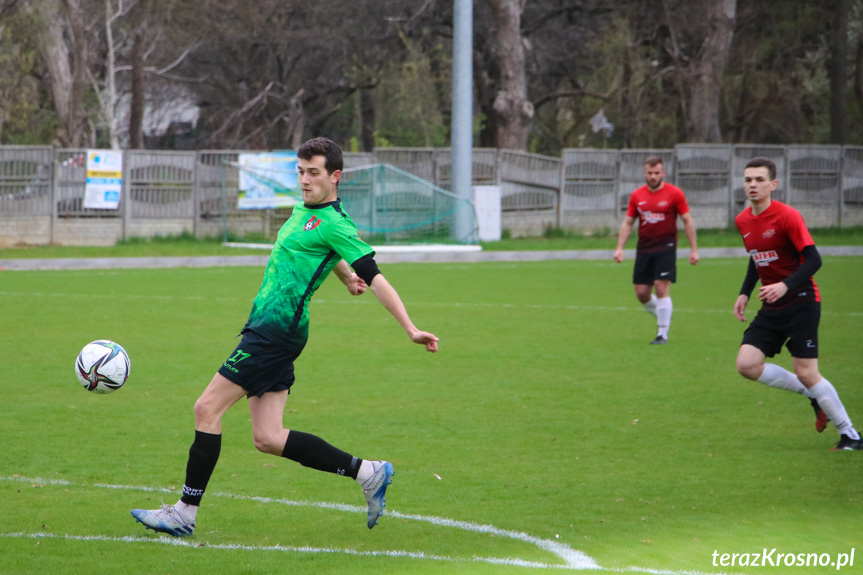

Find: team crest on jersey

[762,229,775,238]
[304,216,322,231]
[658,201,669,207]
[750,249,778,266]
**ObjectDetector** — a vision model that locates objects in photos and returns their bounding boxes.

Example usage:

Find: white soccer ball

[75,340,131,394]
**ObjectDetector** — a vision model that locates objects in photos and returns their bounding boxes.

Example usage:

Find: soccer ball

[75,340,131,394]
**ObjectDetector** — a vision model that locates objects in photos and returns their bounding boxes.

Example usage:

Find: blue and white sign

[83,150,124,209]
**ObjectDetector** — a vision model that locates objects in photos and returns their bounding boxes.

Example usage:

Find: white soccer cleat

[131,504,195,537]
[361,461,394,529]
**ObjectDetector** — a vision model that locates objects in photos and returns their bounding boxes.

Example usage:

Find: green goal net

[339,164,478,245]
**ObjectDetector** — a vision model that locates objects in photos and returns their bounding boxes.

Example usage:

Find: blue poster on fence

[237,152,300,209]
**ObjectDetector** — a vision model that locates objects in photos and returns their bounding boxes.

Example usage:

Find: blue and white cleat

[131,505,195,537]
[361,461,394,529]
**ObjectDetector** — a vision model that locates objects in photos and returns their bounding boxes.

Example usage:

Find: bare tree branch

[211,81,275,138]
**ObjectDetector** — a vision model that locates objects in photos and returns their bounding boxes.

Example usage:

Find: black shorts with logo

[741,300,820,359]
[633,248,677,285]
[217,328,307,398]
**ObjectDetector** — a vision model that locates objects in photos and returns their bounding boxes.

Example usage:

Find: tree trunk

[129,11,146,149]
[360,86,375,152]
[103,0,120,149]
[285,93,305,149]
[620,41,634,148]
[685,0,736,143]
[486,0,533,150]
[829,0,848,145]
[473,47,498,148]
[855,32,863,117]
[38,0,88,147]
[129,0,149,150]
[63,0,87,146]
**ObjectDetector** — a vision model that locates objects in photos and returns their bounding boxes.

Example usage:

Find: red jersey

[735,200,819,309]
[626,183,690,253]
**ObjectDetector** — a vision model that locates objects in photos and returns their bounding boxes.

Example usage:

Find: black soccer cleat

[830,434,863,451]
[649,336,668,345]
[809,398,829,433]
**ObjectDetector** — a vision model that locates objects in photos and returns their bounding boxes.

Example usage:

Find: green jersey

[243,200,374,344]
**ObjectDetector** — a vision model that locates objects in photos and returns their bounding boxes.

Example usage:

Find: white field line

[0,531,558,570]
[0,290,861,318]
[0,475,740,575]
[0,474,595,570]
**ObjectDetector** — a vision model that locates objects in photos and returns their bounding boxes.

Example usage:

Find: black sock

[180,430,222,506]
[281,430,361,479]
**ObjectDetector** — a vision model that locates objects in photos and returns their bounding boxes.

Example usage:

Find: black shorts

[217,329,306,398]
[741,300,820,359]
[633,248,677,285]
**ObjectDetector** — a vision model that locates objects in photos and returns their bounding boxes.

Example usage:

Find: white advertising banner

[238,152,300,209]
[83,150,124,209]
[473,185,502,241]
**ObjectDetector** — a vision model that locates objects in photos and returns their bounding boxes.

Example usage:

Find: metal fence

[380,144,863,233]
[2,144,862,245]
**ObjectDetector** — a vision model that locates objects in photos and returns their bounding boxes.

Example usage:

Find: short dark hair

[297,137,343,174]
[644,156,664,168]
[745,157,777,181]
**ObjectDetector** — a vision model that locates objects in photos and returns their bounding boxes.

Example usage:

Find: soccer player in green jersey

[132,137,439,536]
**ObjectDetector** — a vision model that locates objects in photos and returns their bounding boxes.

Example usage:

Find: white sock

[356,460,377,485]
[655,296,672,338]
[174,500,197,522]
[642,294,658,317]
[809,378,860,439]
[757,363,809,395]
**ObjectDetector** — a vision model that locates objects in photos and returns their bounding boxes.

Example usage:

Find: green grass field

[1,255,862,574]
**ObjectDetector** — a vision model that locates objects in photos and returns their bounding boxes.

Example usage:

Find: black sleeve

[351,253,381,285]
[782,244,821,291]
[739,257,759,298]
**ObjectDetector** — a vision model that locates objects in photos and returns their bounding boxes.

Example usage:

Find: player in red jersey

[734,157,861,450]
[614,156,699,344]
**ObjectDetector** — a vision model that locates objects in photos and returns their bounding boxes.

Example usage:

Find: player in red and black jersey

[734,157,861,451]
[614,156,699,344]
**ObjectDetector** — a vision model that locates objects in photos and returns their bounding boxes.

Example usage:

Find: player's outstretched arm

[369,274,439,353]
[333,259,367,296]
